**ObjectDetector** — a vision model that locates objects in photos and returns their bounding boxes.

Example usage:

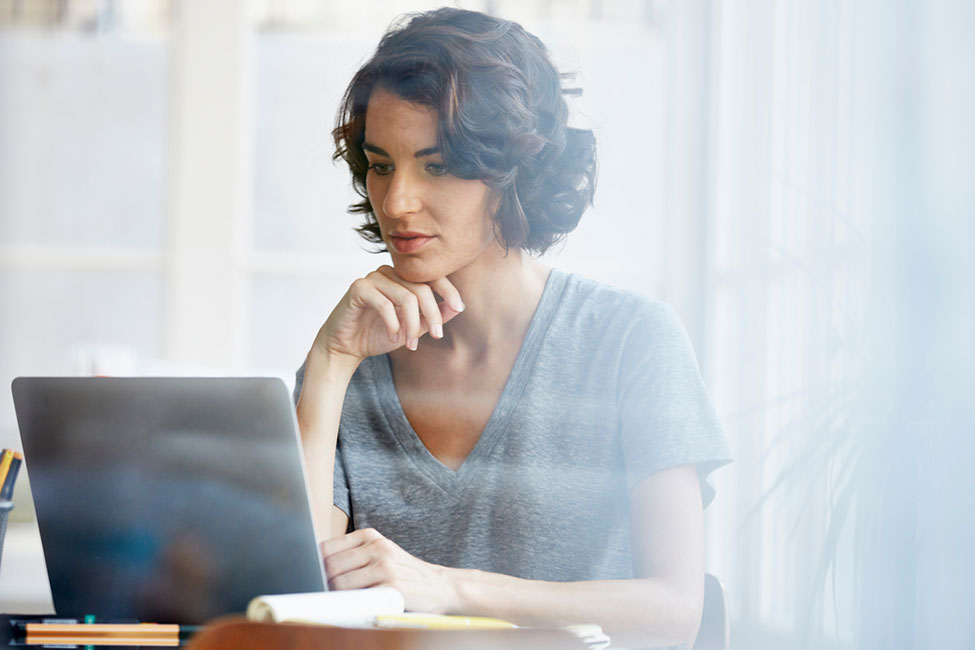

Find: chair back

[693,573,730,650]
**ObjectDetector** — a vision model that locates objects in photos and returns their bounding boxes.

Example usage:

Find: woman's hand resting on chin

[314,265,465,365]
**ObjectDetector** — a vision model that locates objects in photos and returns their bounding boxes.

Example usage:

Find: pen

[374,614,517,630]
[13,622,202,647]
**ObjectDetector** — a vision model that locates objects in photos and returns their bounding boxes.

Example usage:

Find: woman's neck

[433,247,550,360]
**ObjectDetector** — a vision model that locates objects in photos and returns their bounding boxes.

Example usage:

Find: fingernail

[433,323,443,339]
[453,300,465,312]
[408,338,418,351]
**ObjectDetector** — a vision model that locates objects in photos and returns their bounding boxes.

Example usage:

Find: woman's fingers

[335,265,465,356]
[427,276,465,324]
[347,278,401,342]
[320,526,383,556]
[407,282,446,341]
[321,528,451,612]
[321,529,396,590]
[319,266,464,361]
[374,266,463,346]
[368,272,425,349]
[322,547,374,587]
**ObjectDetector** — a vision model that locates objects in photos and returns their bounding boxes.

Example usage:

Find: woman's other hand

[314,265,465,364]
[321,528,456,614]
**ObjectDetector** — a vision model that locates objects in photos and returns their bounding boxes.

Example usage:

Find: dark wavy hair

[332,7,597,255]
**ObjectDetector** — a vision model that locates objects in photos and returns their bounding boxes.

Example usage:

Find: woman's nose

[382,171,422,219]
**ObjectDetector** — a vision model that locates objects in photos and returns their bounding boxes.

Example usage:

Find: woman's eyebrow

[362,142,440,158]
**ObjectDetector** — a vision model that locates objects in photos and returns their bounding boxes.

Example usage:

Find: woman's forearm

[446,568,702,649]
[296,344,359,542]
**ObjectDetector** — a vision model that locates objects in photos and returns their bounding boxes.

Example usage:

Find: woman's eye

[425,162,448,176]
[368,162,392,175]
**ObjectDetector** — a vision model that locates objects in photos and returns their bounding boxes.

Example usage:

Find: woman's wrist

[439,565,478,614]
[307,338,362,381]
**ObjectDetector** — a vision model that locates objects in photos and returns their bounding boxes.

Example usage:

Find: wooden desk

[188,618,588,650]
[0,615,587,649]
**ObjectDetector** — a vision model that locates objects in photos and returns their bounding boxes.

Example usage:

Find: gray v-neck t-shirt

[294,269,731,582]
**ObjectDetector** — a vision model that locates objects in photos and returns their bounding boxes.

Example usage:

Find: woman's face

[363,87,500,284]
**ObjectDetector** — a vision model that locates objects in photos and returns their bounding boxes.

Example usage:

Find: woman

[295,8,731,648]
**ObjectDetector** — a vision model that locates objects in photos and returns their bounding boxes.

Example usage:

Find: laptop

[11,377,327,624]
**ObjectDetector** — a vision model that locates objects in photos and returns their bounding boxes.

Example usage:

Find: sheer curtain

[703,0,975,647]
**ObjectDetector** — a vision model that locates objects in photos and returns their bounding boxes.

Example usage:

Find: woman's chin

[389,258,443,284]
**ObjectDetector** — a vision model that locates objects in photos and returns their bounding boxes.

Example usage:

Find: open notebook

[247,588,611,649]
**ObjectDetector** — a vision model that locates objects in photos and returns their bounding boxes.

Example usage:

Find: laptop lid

[11,377,326,624]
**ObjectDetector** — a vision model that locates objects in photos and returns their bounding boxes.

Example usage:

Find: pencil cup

[0,500,13,568]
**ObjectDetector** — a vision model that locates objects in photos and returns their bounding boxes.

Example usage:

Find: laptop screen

[12,377,326,624]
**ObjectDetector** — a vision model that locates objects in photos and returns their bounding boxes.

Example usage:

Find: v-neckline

[373,269,569,493]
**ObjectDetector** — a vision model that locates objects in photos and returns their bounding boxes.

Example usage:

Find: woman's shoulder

[551,268,682,332]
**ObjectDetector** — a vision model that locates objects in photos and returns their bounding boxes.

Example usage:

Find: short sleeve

[618,302,732,507]
[293,363,352,517]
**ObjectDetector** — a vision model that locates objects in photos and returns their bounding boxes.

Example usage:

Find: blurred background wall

[1,0,972,648]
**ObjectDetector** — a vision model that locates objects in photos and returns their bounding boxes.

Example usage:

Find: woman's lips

[389,233,434,254]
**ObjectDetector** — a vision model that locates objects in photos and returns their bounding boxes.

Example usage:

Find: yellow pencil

[0,449,13,494]
[374,614,517,630]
